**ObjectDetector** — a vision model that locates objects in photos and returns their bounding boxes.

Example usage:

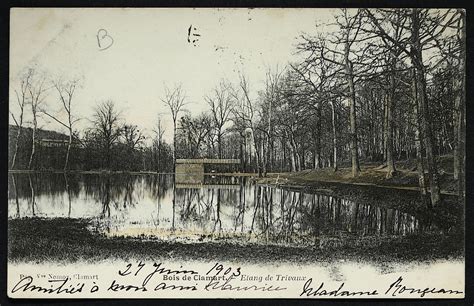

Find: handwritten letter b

[97,29,114,51]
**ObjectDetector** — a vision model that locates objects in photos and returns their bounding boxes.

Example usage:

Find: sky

[10,8,336,142]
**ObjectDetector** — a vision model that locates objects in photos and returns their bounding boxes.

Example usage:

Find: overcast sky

[10,8,336,141]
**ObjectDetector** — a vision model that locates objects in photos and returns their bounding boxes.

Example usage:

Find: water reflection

[8,173,437,245]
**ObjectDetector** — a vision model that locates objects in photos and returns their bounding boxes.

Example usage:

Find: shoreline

[8,218,464,264]
[7,169,258,176]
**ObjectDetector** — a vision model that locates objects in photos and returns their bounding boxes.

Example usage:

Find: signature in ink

[187,25,201,46]
[11,276,85,295]
[97,29,114,51]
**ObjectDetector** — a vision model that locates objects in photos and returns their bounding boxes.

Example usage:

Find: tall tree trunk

[105,143,110,169]
[288,139,296,172]
[313,105,322,169]
[264,98,273,177]
[411,9,441,207]
[345,47,361,177]
[262,138,267,177]
[11,95,26,169]
[453,10,466,201]
[385,57,397,178]
[330,101,338,171]
[289,132,300,172]
[412,68,428,204]
[281,138,286,172]
[301,148,305,170]
[315,105,322,169]
[239,134,245,172]
[28,117,37,170]
[217,131,222,159]
[312,149,317,169]
[270,139,275,173]
[383,96,388,162]
[157,142,161,172]
[64,128,72,171]
[172,121,177,172]
[296,151,301,172]
[251,129,262,177]
[11,126,22,169]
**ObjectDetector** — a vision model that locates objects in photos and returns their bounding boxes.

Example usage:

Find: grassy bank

[9,218,463,264]
[257,155,459,196]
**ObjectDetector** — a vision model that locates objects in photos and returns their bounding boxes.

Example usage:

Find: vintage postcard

[7,8,465,299]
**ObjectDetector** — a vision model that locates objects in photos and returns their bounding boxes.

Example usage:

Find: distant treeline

[8,124,174,172]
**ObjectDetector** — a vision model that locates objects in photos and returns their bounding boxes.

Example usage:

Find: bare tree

[205,80,234,158]
[121,124,146,171]
[179,113,213,158]
[336,9,372,177]
[161,84,187,170]
[293,37,342,172]
[122,124,145,150]
[42,77,81,171]
[364,8,430,198]
[298,9,374,177]
[261,66,285,176]
[452,10,465,200]
[153,115,166,172]
[231,73,262,175]
[365,8,458,207]
[10,68,33,169]
[329,100,339,171]
[360,9,410,178]
[276,71,311,172]
[91,100,122,169]
[154,115,166,147]
[411,9,441,207]
[433,9,466,199]
[27,70,49,170]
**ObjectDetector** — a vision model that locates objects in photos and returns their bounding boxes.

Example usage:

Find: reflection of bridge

[175,184,240,189]
[175,159,240,184]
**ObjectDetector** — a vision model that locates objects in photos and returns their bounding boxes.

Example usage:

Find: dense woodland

[9,9,465,207]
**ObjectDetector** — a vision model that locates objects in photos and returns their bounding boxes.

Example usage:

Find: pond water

[8,173,438,245]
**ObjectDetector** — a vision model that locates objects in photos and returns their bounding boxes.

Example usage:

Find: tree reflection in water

[11,174,20,218]
[64,173,71,218]
[28,174,36,217]
[8,173,438,245]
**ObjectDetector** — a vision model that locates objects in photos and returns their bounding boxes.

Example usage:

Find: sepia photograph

[7,7,465,299]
